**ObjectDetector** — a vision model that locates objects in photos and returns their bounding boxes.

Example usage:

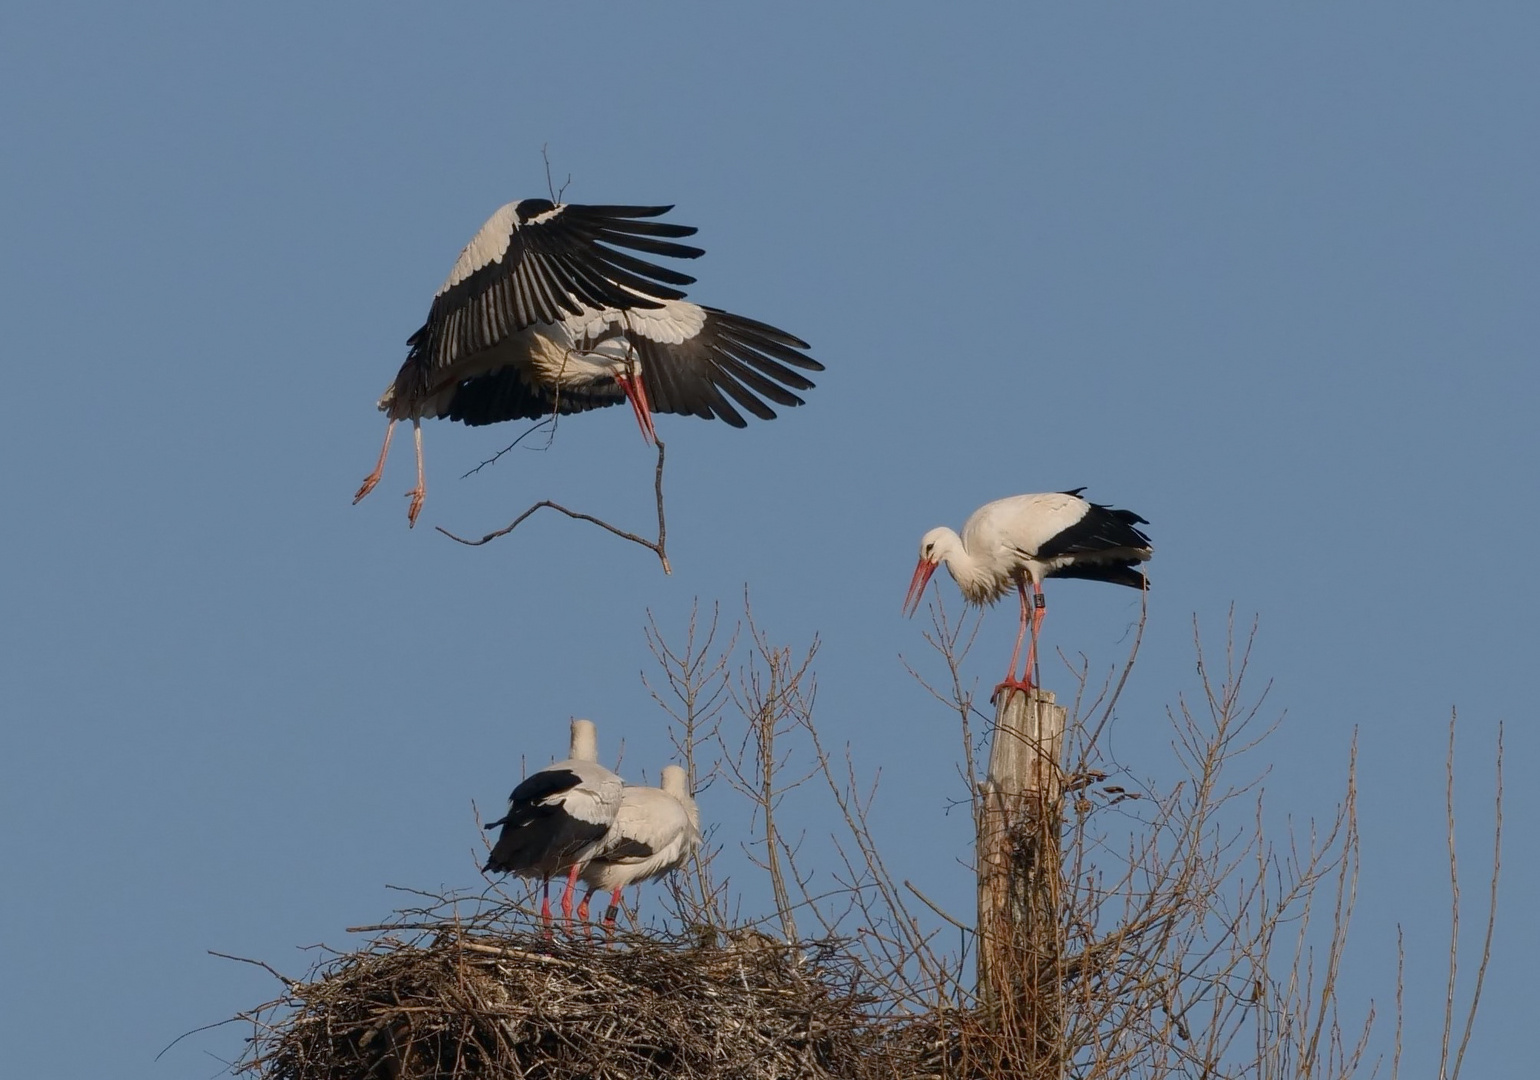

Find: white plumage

[579,764,701,927]
[483,718,624,926]
[903,489,1152,697]
[353,199,822,526]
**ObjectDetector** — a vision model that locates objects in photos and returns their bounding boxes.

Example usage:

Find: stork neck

[936,531,992,594]
[569,719,598,763]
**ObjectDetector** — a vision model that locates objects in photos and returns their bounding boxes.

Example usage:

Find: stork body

[578,765,701,928]
[484,719,623,927]
[903,489,1152,697]
[354,199,822,525]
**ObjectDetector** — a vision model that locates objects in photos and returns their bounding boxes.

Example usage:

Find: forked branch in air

[437,438,673,575]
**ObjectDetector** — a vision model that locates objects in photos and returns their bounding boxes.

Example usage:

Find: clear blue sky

[1,3,1532,1075]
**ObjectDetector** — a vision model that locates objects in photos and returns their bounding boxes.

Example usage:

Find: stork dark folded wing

[506,768,585,811]
[1033,503,1152,561]
[596,838,657,863]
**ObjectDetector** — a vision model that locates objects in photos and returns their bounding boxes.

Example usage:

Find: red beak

[902,559,938,617]
[615,372,657,446]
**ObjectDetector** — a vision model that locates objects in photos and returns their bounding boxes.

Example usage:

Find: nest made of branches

[234,909,940,1080]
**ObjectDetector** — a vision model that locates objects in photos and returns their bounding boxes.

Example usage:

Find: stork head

[661,764,702,837]
[902,527,951,617]
[660,765,690,800]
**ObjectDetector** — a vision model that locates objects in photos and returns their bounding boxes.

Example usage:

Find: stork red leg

[559,863,583,930]
[577,888,595,923]
[539,879,553,926]
[1022,582,1047,686]
[993,579,1036,702]
[353,419,396,504]
[404,419,425,527]
[614,372,657,445]
[602,886,625,930]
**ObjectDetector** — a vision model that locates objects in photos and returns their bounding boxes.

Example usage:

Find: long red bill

[615,373,657,446]
[902,559,938,617]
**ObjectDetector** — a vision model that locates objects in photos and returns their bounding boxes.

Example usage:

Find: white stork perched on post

[483,718,623,927]
[903,489,1152,698]
[354,199,823,525]
[578,764,701,928]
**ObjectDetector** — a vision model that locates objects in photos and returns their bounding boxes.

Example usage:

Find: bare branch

[540,144,570,203]
[208,951,296,989]
[437,438,671,574]
[460,415,557,478]
[1448,715,1503,1080]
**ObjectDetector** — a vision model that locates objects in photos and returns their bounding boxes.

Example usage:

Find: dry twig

[437,438,672,574]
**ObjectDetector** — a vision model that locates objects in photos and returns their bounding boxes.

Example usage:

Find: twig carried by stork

[437,437,673,574]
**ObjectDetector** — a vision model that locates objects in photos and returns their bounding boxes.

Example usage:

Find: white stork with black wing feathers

[354,199,823,525]
[578,764,701,928]
[903,489,1152,698]
[483,718,623,927]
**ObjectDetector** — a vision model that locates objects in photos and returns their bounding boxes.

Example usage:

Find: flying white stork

[902,489,1152,697]
[577,764,701,928]
[483,718,624,927]
[354,199,823,525]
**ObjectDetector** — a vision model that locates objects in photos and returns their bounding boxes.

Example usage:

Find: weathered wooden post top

[976,685,1069,1077]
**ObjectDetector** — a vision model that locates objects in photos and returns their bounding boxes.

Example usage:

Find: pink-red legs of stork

[352,419,395,504]
[404,420,425,526]
[557,862,584,929]
[994,578,1047,702]
[352,418,426,527]
[532,863,587,939]
[577,886,628,932]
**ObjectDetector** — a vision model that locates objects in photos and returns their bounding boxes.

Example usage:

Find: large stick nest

[235,910,934,1080]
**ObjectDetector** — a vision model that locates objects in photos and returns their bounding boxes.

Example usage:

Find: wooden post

[976,687,1067,1077]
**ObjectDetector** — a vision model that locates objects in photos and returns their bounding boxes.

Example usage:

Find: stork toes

[991,677,1036,705]
[354,419,396,506]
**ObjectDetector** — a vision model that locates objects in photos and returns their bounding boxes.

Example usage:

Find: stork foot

[353,472,382,504]
[405,487,425,528]
[991,677,1035,705]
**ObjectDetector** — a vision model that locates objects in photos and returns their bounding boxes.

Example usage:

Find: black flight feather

[1035,502,1152,562]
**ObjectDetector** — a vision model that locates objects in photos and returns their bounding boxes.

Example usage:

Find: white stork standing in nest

[578,764,701,928]
[354,199,823,525]
[903,489,1152,698]
[483,718,623,927]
